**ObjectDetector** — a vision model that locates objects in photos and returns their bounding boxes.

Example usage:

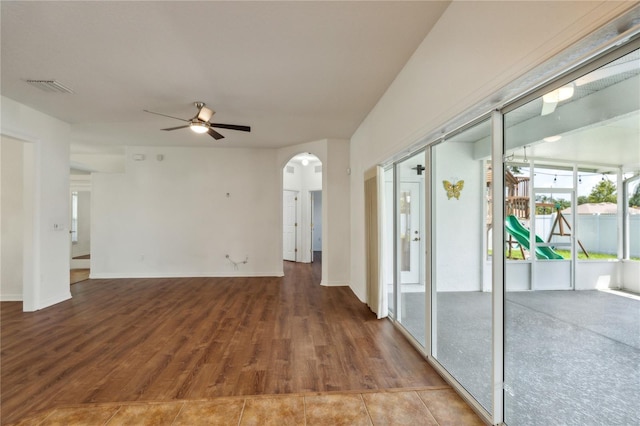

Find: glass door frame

[379,24,640,426]
[382,149,430,349]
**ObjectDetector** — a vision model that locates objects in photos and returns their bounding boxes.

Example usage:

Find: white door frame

[283,189,298,262]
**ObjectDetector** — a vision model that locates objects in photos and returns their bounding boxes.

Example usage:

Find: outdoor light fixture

[190,122,209,134]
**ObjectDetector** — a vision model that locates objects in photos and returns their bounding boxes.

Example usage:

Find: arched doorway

[282,153,322,266]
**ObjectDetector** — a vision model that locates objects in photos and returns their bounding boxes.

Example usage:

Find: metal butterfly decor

[443,179,464,200]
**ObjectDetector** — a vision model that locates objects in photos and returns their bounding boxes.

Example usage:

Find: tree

[577,195,589,205]
[629,183,640,207]
[587,180,617,203]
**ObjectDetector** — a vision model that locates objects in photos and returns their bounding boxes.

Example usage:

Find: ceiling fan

[143,102,250,140]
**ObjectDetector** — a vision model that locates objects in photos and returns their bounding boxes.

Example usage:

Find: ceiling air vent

[25,79,74,94]
[286,166,295,174]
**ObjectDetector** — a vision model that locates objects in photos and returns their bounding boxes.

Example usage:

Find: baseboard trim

[90,272,285,279]
[37,292,72,310]
[0,293,23,302]
[320,280,349,287]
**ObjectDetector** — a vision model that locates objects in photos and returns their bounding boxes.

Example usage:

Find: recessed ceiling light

[543,135,562,142]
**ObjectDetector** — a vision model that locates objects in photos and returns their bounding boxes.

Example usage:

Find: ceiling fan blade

[208,128,225,140]
[161,125,190,131]
[210,123,251,132]
[197,106,215,122]
[143,109,189,122]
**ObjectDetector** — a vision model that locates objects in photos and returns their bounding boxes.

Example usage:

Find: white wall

[1,96,72,311]
[1,136,24,300]
[621,260,640,293]
[71,153,125,173]
[283,161,302,191]
[433,142,483,291]
[349,1,631,302]
[324,140,350,286]
[91,146,281,278]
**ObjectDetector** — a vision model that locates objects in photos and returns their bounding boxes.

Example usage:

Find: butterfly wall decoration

[443,179,464,200]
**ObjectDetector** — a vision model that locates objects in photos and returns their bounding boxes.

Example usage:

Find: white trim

[37,292,72,310]
[425,147,434,356]
[320,280,348,287]
[491,110,505,425]
[0,294,23,301]
[90,272,285,279]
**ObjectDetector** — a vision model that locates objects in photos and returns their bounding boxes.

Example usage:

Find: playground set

[489,167,589,260]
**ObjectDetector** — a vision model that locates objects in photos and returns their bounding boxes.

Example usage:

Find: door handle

[413,237,420,241]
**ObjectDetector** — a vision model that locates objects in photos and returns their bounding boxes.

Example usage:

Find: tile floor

[10,387,485,425]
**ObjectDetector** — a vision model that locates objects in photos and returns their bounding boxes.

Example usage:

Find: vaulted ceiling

[1,1,450,154]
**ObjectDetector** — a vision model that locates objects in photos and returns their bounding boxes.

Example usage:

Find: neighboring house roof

[562,202,640,215]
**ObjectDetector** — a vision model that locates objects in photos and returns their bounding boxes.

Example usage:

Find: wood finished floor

[70,269,90,285]
[1,261,446,425]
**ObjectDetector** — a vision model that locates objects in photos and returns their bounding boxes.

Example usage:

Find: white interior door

[283,190,298,261]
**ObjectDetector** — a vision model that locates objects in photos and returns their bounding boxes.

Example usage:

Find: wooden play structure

[486,166,589,259]
[546,204,589,258]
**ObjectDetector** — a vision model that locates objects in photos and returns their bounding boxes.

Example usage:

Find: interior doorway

[70,173,91,284]
[0,134,37,310]
[282,153,322,266]
[310,190,322,262]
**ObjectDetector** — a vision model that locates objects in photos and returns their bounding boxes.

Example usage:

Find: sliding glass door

[503,46,640,426]
[380,34,639,426]
[383,152,427,347]
[396,151,426,346]
[430,118,493,412]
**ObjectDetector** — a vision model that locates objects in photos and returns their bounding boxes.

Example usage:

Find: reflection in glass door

[399,182,422,284]
[397,151,426,346]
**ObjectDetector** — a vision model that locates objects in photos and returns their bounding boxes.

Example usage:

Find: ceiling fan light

[190,122,209,134]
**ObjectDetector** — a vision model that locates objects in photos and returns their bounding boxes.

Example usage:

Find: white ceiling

[1,1,450,154]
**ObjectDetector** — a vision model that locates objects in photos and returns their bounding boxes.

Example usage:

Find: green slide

[505,215,564,260]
